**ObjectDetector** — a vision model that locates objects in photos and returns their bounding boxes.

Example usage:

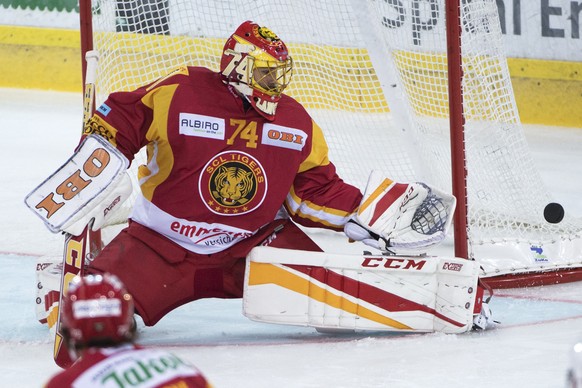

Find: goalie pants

[86,219,322,326]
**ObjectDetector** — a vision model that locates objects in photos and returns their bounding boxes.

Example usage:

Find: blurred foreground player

[44,274,212,388]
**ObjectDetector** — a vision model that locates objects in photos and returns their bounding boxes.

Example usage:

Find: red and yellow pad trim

[248,261,466,330]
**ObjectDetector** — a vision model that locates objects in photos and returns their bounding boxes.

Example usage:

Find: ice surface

[1,88,582,387]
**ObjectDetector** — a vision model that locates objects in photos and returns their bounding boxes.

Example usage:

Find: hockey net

[83,0,582,287]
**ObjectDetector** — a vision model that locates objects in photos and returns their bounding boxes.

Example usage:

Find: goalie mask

[61,273,135,351]
[220,20,293,120]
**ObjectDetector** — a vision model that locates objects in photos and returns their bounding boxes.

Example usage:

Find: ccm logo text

[361,257,427,270]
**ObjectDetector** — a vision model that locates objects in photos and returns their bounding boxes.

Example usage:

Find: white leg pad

[243,247,480,334]
[35,255,62,326]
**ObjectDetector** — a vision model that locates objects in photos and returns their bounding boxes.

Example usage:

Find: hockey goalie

[27,20,495,367]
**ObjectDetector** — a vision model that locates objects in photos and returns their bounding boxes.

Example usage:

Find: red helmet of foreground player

[220,20,293,121]
[61,274,135,350]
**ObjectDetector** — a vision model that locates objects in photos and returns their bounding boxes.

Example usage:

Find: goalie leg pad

[35,256,63,325]
[243,246,480,334]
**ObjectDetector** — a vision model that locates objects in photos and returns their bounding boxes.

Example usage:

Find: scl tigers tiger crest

[212,166,254,206]
[200,151,267,216]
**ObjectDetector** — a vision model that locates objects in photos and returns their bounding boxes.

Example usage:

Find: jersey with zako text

[44,344,211,388]
[83,66,362,254]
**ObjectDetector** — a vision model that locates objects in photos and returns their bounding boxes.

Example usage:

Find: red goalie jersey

[82,21,363,327]
[84,66,362,254]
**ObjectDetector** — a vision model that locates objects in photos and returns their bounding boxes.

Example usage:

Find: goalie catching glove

[24,135,132,236]
[344,171,456,252]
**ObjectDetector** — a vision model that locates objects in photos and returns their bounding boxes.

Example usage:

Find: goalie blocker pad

[243,246,480,334]
[24,135,131,236]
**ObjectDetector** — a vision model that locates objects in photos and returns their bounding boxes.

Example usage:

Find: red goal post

[445,0,469,262]
[79,0,582,288]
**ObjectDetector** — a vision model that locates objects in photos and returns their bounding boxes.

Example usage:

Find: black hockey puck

[543,202,564,224]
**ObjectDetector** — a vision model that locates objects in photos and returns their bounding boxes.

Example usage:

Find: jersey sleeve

[81,66,190,162]
[284,121,362,231]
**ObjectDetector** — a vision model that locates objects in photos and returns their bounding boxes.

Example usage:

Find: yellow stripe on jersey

[297,121,330,173]
[137,84,178,201]
[145,66,190,92]
[285,186,352,229]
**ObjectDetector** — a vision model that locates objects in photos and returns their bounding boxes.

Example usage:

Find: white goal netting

[88,0,582,278]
